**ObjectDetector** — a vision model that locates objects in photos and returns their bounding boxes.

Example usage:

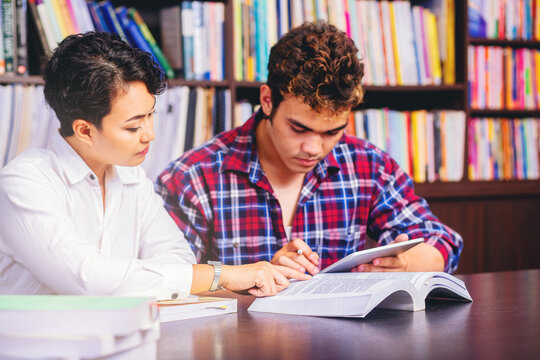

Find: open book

[248,272,472,318]
[158,296,237,322]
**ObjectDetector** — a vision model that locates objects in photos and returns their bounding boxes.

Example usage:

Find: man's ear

[259,85,273,118]
[72,119,95,146]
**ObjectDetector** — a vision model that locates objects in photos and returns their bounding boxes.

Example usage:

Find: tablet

[319,238,424,273]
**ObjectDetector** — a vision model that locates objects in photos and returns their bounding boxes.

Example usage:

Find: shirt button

[89,174,95,180]
[171,292,178,299]
[233,242,239,248]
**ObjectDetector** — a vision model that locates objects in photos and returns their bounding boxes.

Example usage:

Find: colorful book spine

[28,0,51,53]
[233,0,243,81]
[86,1,108,32]
[49,0,68,37]
[115,7,153,60]
[63,0,80,33]
[0,1,6,74]
[128,7,175,79]
[181,1,194,80]
[98,1,128,42]
[15,0,27,74]
[2,0,15,73]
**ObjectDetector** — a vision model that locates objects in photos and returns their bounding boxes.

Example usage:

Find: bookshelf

[1,0,539,274]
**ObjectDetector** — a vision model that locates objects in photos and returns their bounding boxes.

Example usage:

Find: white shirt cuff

[158,263,193,300]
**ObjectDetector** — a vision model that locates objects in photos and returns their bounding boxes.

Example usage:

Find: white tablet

[319,238,424,273]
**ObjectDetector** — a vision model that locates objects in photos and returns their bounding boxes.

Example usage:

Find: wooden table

[158,270,540,360]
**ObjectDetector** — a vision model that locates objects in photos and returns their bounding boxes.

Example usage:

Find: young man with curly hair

[156,21,463,275]
[0,32,309,298]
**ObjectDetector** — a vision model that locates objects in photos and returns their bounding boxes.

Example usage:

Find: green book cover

[0,295,152,311]
[128,7,175,79]
[0,295,158,336]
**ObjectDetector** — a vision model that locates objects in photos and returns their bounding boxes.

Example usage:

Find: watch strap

[207,261,223,292]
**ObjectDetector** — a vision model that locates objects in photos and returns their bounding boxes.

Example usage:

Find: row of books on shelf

[0,83,234,178]
[0,0,177,78]
[0,84,56,167]
[233,0,455,86]
[143,85,232,179]
[2,84,539,184]
[159,2,225,81]
[350,108,466,183]
[468,46,540,110]
[468,117,539,180]
[468,0,540,40]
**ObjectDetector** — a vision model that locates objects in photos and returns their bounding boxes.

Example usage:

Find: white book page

[278,273,425,298]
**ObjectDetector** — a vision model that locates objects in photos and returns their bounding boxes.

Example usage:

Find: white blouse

[0,132,196,300]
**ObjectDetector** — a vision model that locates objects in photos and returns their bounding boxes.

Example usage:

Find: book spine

[0,1,5,74]
[28,0,51,53]
[74,0,94,32]
[380,1,396,85]
[49,0,68,37]
[115,7,153,59]
[15,0,27,74]
[86,1,107,32]
[159,5,183,76]
[56,0,76,35]
[388,2,402,85]
[247,0,255,81]
[419,7,432,84]
[128,7,175,79]
[191,0,204,80]
[35,0,56,50]
[2,0,15,73]
[208,2,217,81]
[467,118,475,181]
[98,1,128,42]
[63,0,80,33]
[181,1,194,80]
[233,0,243,81]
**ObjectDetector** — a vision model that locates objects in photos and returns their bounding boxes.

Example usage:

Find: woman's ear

[259,85,273,118]
[71,119,95,146]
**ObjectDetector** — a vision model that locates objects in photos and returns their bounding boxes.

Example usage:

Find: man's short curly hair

[267,21,364,115]
[43,32,167,137]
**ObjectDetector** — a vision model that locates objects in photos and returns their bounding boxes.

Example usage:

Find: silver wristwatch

[207,261,223,292]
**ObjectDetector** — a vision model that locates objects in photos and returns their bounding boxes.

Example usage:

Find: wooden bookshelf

[469,38,540,48]
[0,75,44,85]
[416,180,540,199]
[2,0,539,274]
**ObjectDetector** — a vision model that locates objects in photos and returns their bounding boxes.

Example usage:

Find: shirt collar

[49,131,141,186]
[220,109,263,177]
[220,109,341,182]
[50,131,93,185]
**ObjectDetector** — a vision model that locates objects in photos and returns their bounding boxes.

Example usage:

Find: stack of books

[0,295,160,359]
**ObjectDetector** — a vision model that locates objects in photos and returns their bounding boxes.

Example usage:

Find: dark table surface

[158,270,540,360]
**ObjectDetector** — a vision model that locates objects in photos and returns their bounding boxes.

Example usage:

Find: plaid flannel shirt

[156,110,463,273]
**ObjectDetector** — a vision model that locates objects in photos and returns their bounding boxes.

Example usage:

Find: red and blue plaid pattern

[156,110,463,273]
